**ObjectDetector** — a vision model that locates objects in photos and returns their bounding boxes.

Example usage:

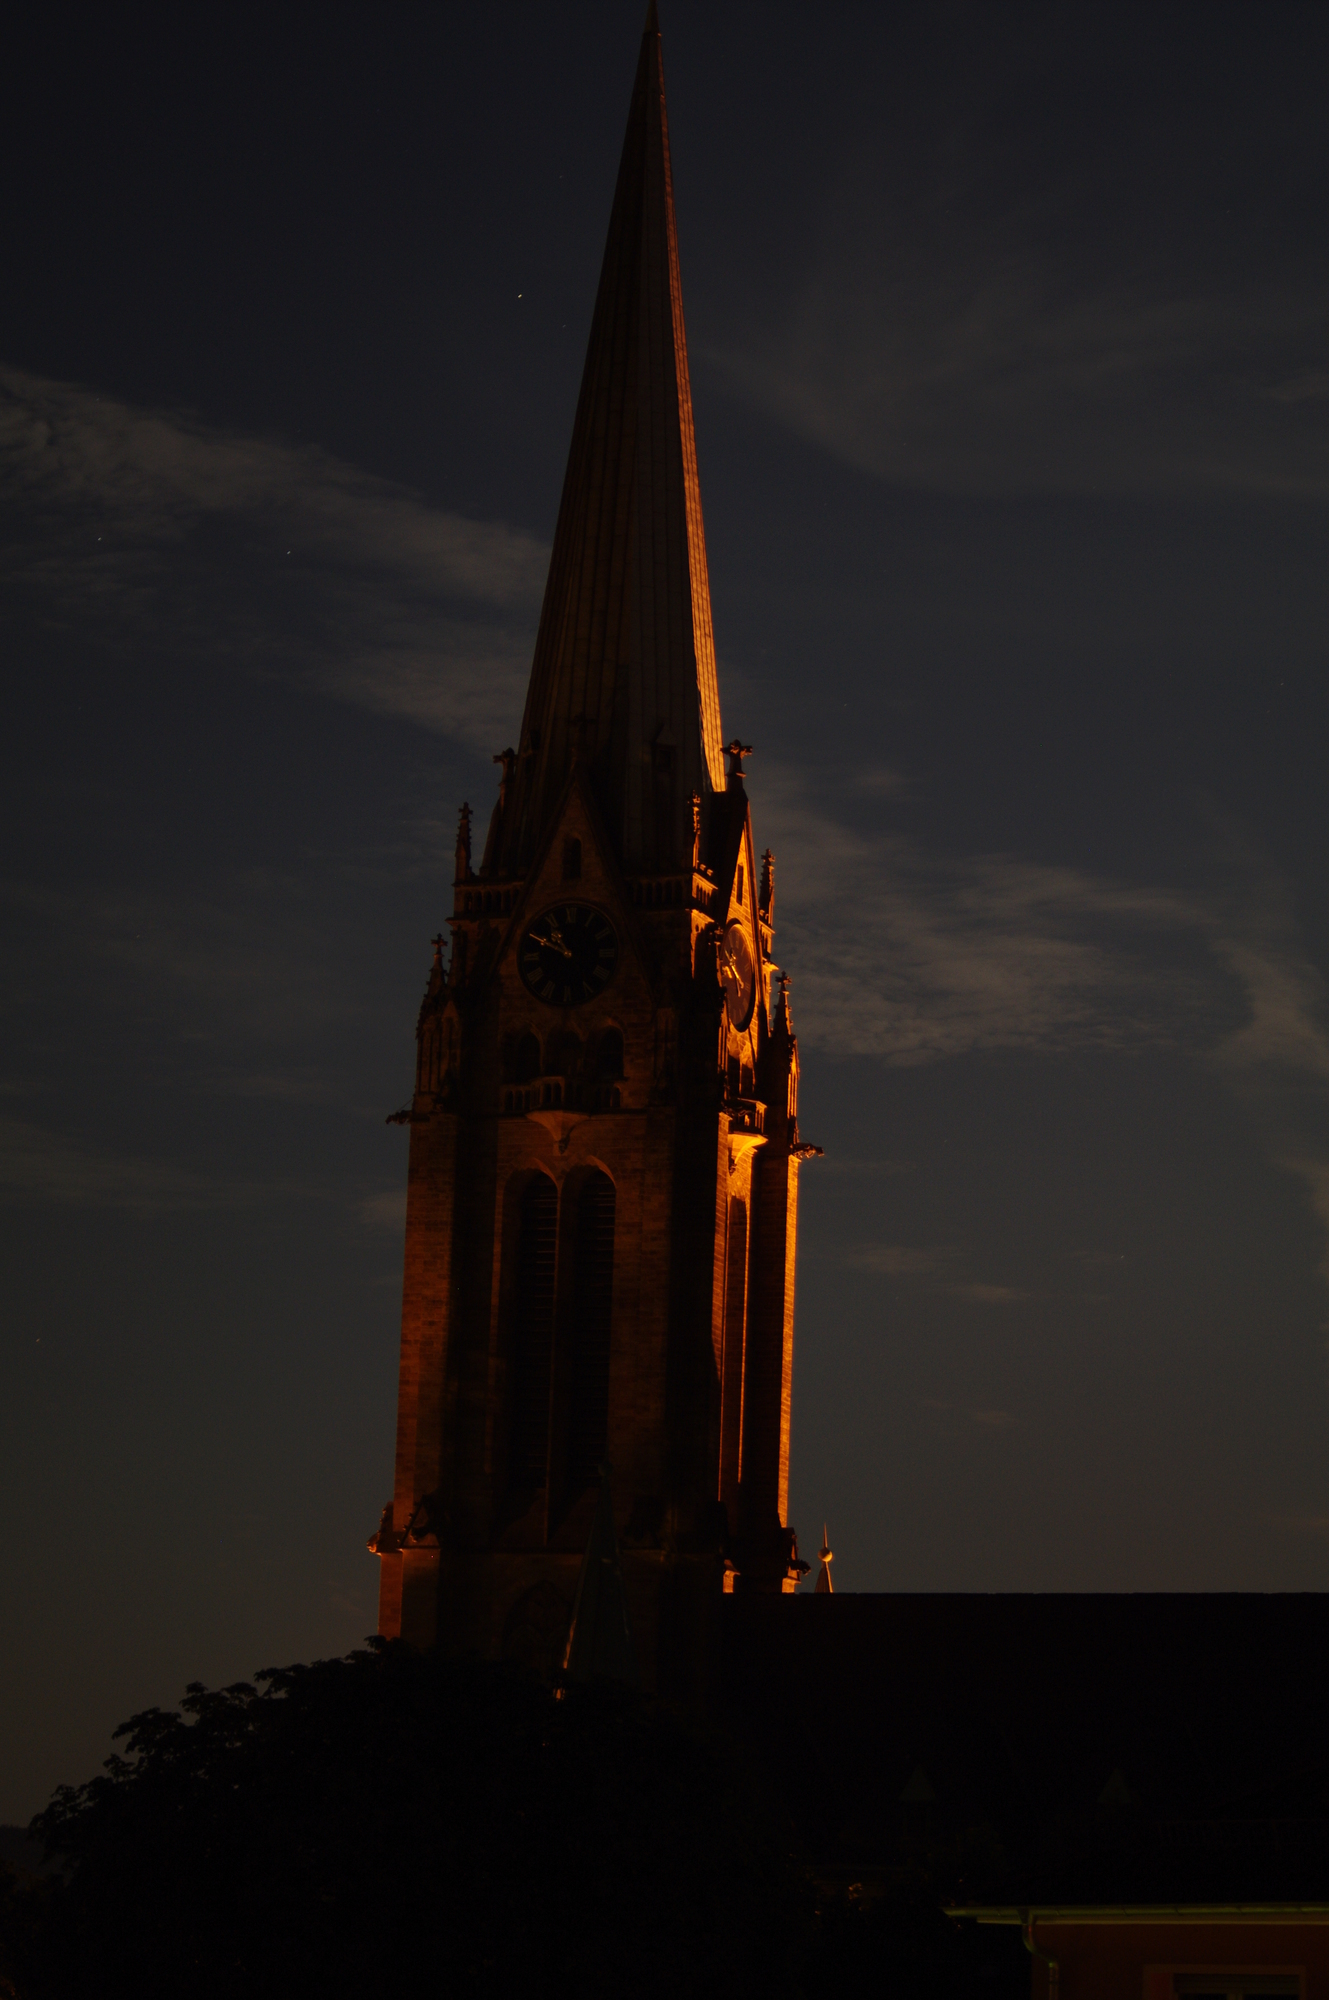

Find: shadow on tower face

[497,1165,617,1540]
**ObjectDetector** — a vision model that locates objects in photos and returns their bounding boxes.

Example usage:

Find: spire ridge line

[493,6,724,880]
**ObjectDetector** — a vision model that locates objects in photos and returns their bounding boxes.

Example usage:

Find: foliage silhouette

[2,1642,810,2000]
[0,1640,1032,1999]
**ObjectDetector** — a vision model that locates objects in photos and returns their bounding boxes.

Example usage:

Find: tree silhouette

[2,1643,808,2000]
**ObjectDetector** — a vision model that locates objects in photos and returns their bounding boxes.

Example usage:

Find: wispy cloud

[714,279,1329,500]
[920,1397,1018,1430]
[846,1245,1028,1305]
[0,1115,311,1214]
[361,1189,407,1232]
[0,366,548,747]
[0,874,362,1049]
[7,370,1328,1294]
[1264,1512,1329,1541]
[761,763,1214,1065]
[847,1244,949,1277]
[1211,940,1329,1086]
[1264,369,1329,406]
[761,766,1329,1295]
[705,131,1329,501]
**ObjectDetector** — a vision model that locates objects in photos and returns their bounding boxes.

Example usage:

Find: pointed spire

[759,848,775,923]
[494,10,725,877]
[774,968,794,1040]
[453,801,473,885]
[479,748,516,873]
[815,1523,833,1594]
[561,1467,639,1688]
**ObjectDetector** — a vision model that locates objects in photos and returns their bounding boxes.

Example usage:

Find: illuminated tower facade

[371,8,813,1694]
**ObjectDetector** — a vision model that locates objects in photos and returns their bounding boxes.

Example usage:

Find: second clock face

[519,903,619,1006]
[718,921,756,1029]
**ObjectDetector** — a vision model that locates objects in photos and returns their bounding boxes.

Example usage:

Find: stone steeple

[489,3,725,880]
[374,7,814,1702]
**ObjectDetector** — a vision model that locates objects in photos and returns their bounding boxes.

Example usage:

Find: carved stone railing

[455,883,522,919]
[630,875,688,909]
[501,1077,565,1115]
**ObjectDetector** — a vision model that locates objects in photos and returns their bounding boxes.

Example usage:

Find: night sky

[4,2,1329,1822]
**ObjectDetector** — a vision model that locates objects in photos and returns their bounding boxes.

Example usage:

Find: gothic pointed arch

[501,1168,559,1499]
[552,1165,617,1507]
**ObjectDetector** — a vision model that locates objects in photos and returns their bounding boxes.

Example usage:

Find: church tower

[372,8,814,1695]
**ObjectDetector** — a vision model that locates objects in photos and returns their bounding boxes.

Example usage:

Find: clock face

[718,921,756,1029]
[519,903,619,1006]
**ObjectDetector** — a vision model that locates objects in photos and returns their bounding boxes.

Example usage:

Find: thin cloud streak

[759,763,1215,1065]
[7,370,1328,1292]
[362,1189,408,1232]
[845,1244,1031,1305]
[712,275,1329,500]
[847,1245,949,1277]
[1,366,549,752]
[704,105,1329,502]
[759,763,1329,1294]
[0,1116,325,1215]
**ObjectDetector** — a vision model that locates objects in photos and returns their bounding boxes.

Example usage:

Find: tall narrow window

[514,1032,541,1083]
[720,1197,748,1506]
[564,1171,615,1494]
[509,1176,557,1489]
[546,1031,582,1078]
[562,837,582,880]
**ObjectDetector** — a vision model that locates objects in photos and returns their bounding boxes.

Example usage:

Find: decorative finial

[427,931,448,998]
[725,739,753,782]
[492,746,516,811]
[774,968,793,1035]
[454,802,473,885]
[759,848,775,922]
[815,1524,833,1594]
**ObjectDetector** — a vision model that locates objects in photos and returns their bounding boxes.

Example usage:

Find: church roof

[722,1592,1329,1897]
[489,4,726,879]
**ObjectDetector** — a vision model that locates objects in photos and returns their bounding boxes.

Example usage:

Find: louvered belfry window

[509,1176,558,1488]
[565,1171,615,1494]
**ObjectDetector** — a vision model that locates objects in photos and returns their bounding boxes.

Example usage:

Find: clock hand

[540,923,574,959]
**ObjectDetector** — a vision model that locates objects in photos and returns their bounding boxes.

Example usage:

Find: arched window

[596,1028,624,1079]
[546,1030,582,1078]
[508,1176,557,1490]
[563,1171,615,1495]
[514,1032,541,1083]
[720,1197,748,1507]
[562,837,582,880]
